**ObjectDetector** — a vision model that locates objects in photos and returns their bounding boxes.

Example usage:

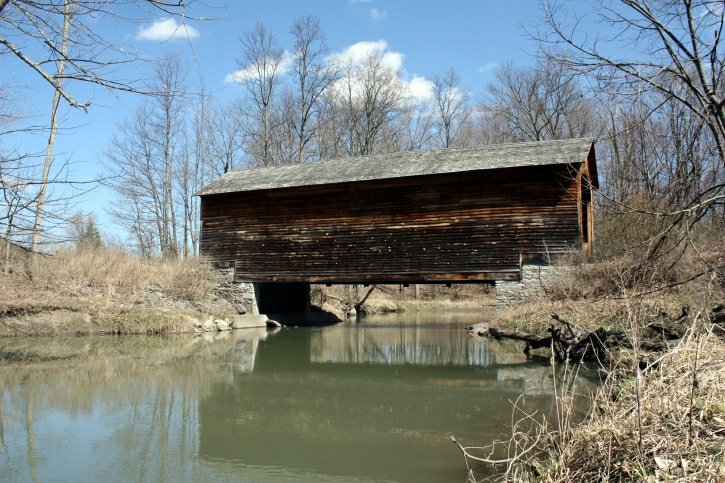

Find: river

[0,312,597,482]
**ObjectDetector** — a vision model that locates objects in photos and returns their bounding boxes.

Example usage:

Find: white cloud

[225,38,437,110]
[407,75,434,103]
[370,8,387,21]
[326,41,405,102]
[225,50,295,84]
[329,41,439,108]
[478,62,499,74]
[136,18,199,42]
[330,40,403,72]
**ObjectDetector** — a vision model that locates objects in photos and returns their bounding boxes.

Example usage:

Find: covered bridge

[199,138,597,289]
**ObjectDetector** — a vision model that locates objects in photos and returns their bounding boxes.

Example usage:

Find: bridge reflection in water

[308,322,559,396]
[312,323,511,365]
[198,318,597,482]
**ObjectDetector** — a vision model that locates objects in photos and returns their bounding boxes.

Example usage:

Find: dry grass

[494,293,691,336]
[522,328,725,482]
[0,247,224,335]
[28,247,219,303]
[487,252,725,482]
[485,279,725,482]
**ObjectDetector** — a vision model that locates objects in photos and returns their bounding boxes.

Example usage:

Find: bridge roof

[199,137,595,196]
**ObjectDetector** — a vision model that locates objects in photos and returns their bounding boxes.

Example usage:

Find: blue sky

[4,0,543,240]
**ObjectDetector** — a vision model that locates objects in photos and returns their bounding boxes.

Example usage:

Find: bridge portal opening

[254,282,311,314]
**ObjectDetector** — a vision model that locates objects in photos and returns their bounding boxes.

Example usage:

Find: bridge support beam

[254,282,311,315]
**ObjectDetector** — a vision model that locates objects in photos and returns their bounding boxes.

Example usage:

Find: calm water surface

[0,312,596,482]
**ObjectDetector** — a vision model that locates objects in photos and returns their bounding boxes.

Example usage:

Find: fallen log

[572,328,611,361]
[481,323,668,362]
[487,327,552,355]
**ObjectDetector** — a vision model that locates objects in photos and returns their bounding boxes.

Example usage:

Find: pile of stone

[192,314,280,333]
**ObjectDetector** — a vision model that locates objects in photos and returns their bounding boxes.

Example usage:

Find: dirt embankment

[0,278,240,337]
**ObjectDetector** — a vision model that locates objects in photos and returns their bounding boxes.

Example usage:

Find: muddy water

[0,312,596,482]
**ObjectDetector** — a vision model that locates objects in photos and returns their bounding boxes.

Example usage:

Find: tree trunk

[3,207,13,275]
[31,0,72,274]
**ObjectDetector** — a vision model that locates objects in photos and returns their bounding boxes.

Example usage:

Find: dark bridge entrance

[199,138,597,307]
[254,282,311,314]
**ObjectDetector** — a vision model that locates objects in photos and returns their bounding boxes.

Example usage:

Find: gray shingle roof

[199,138,595,196]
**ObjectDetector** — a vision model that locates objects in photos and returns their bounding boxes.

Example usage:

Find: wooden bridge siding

[200,164,581,283]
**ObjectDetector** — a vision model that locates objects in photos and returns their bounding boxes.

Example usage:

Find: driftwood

[476,304,725,362]
[487,327,553,354]
[481,313,669,362]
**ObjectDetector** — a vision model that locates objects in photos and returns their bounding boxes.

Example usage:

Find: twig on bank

[450,433,541,469]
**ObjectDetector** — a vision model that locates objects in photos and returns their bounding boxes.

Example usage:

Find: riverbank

[0,248,243,336]
[462,278,725,481]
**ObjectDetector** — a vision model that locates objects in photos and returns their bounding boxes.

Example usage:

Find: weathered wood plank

[200,163,589,282]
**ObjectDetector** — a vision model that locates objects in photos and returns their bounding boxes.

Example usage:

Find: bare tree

[272,88,301,164]
[104,55,189,258]
[104,54,224,258]
[105,105,164,256]
[336,50,406,156]
[540,0,724,196]
[398,101,435,151]
[287,16,337,163]
[1,0,201,260]
[0,0,205,269]
[207,101,245,175]
[144,54,188,257]
[601,88,722,223]
[0,0,200,111]
[486,61,597,142]
[538,0,725,283]
[234,23,285,167]
[189,88,215,255]
[1,153,37,273]
[315,89,348,160]
[66,211,102,250]
[30,0,71,264]
[176,140,194,257]
[432,69,471,148]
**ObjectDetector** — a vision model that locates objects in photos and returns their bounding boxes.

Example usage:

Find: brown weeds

[475,304,725,482]
[0,247,223,335]
[524,328,725,482]
[484,258,725,482]
[28,247,219,303]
